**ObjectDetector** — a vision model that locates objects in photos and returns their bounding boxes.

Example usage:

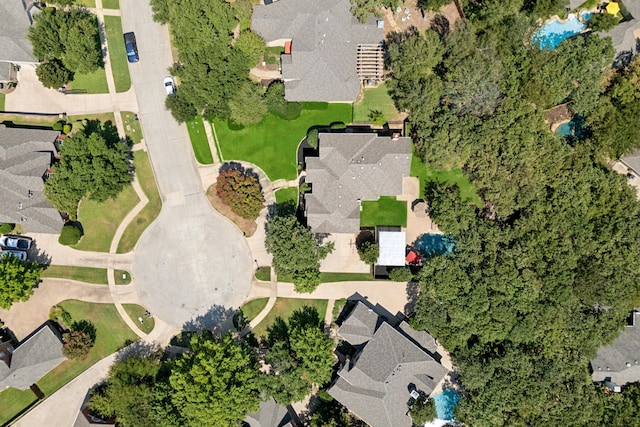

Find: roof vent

[410,390,420,399]
[627,362,632,368]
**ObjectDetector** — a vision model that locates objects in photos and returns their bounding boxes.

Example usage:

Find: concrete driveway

[121,0,252,327]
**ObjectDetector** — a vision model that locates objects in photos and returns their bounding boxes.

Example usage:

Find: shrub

[216,167,265,220]
[389,266,413,282]
[35,59,74,89]
[307,128,319,149]
[0,223,14,234]
[62,123,72,134]
[52,121,64,131]
[358,241,379,265]
[62,329,93,360]
[234,30,265,67]
[59,224,82,245]
[368,109,386,126]
[61,310,73,326]
[330,121,346,130]
[265,81,302,120]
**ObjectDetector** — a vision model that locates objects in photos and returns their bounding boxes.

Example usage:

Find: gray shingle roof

[304,133,411,234]
[0,323,65,391]
[598,3,640,54]
[329,302,448,427]
[621,149,640,175]
[0,1,37,64]
[0,62,14,82]
[251,0,382,102]
[244,398,291,427]
[591,311,640,386]
[0,124,63,234]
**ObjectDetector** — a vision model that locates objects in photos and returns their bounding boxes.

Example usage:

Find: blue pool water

[533,10,592,50]
[433,389,461,420]
[414,234,455,257]
[556,121,573,136]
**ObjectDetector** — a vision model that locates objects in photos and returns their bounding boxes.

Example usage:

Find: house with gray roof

[0,1,39,67]
[304,133,411,234]
[598,2,640,56]
[243,398,293,427]
[0,322,66,391]
[590,310,640,389]
[328,301,448,427]
[0,124,63,233]
[251,0,383,102]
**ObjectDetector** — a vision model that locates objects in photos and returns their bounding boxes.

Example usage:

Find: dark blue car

[124,32,139,63]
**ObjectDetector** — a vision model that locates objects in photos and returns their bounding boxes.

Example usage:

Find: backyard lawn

[69,68,109,94]
[241,298,269,322]
[353,84,401,123]
[187,116,213,164]
[275,187,298,205]
[122,304,155,334]
[251,298,328,339]
[104,16,131,93]
[37,300,137,397]
[121,111,143,144]
[360,196,407,227]
[117,151,162,253]
[410,154,483,207]
[213,102,353,181]
[73,182,139,252]
[41,265,108,284]
[0,387,38,426]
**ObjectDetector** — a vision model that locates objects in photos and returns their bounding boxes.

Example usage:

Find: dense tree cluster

[29,7,103,86]
[44,120,132,219]
[382,3,640,425]
[0,256,43,309]
[216,167,265,220]
[265,213,334,292]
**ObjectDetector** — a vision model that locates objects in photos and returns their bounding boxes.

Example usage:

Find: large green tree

[265,214,334,292]
[0,256,43,309]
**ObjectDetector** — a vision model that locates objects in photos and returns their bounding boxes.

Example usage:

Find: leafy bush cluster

[216,167,265,220]
[0,223,14,234]
[409,397,437,425]
[265,82,302,120]
[357,241,379,265]
[389,266,413,282]
[59,224,82,245]
[62,320,96,360]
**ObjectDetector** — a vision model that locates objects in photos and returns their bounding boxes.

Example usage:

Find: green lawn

[241,298,269,322]
[42,265,108,284]
[353,84,401,123]
[37,300,137,397]
[122,304,155,334]
[360,196,407,227]
[117,151,162,253]
[76,0,96,6]
[264,46,284,65]
[0,93,5,111]
[319,272,374,282]
[275,187,298,205]
[122,111,143,144]
[104,16,131,93]
[410,154,483,207]
[214,103,353,180]
[187,116,213,164]
[103,0,120,8]
[67,112,116,126]
[0,387,38,426]
[251,298,328,339]
[69,68,109,94]
[0,114,59,127]
[255,266,271,281]
[73,183,140,252]
[115,270,132,285]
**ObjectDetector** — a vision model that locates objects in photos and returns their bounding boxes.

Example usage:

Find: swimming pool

[413,234,455,257]
[556,121,572,136]
[533,10,592,50]
[432,388,461,420]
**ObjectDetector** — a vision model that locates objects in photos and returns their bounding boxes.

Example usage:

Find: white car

[0,235,32,251]
[1,249,27,261]
[163,76,175,95]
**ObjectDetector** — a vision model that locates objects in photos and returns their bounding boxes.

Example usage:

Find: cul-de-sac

[1,0,640,426]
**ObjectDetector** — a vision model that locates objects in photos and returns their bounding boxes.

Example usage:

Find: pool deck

[398,176,442,247]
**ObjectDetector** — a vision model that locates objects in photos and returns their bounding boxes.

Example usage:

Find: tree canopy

[0,256,43,309]
[216,167,265,220]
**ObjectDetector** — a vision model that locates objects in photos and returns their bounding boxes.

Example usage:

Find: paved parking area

[319,233,370,273]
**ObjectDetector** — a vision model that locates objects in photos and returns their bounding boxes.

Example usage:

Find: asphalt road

[120,0,252,328]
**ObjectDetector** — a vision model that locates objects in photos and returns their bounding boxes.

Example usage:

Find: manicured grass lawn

[241,298,269,321]
[410,154,483,207]
[76,0,96,6]
[255,266,271,281]
[69,68,109,94]
[73,183,139,252]
[37,300,137,397]
[117,151,162,253]
[122,304,155,334]
[360,196,407,227]
[0,93,5,111]
[0,114,58,127]
[67,112,116,126]
[42,265,108,284]
[214,103,353,181]
[275,187,298,205]
[319,272,374,282]
[103,0,120,8]
[251,298,328,339]
[353,83,401,123]
[187,116,213,164]
[104,16,131,93]
[0,387,38,426]
[114,270,131,285]
[122,111,143,144]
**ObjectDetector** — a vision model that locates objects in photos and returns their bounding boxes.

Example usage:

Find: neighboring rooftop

[0,323,65,391]
[598,2,640,54]
[378,230,406,266]
[304,133,412,234]
[329,301,447,427]
[243,398,292,427]
[0,1,38,64]
[591,311,640,387]
[0,124,63,233]
[251,0,383,102]
[620,149,640,175]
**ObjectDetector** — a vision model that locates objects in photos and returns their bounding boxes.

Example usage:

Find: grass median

[41,265,108,284]
[104,16,131,93]
[187,116,213,164]
[122,304,155,334]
